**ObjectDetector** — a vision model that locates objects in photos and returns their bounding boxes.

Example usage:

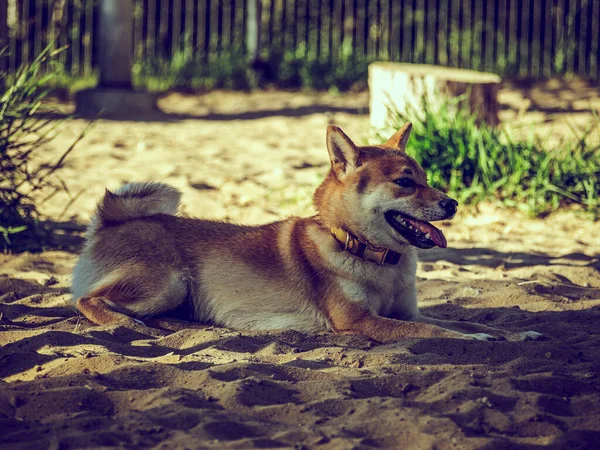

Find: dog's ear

[385,123,412,151]
[326,126,361,180]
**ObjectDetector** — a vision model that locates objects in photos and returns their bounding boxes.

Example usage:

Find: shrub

[0,47,88,250]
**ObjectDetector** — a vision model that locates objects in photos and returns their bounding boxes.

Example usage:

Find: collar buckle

[330,227,400,266]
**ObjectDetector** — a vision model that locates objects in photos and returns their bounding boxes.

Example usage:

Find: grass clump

[132,47,369,92]
[380,96,600,218]
[133,50,251,92]
[1,47,89,251]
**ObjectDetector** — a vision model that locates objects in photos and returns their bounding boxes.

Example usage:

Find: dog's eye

[394,178,415,188]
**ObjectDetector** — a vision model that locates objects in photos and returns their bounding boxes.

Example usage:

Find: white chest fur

[335,247,419,319]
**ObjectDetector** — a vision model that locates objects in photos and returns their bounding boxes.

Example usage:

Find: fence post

[75,0,158,117]
[98,0,133,88]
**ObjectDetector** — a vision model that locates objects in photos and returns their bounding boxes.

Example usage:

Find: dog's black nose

[439,198,458,216]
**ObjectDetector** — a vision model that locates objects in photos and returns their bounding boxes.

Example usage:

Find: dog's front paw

[118,317,147,328]
[508,330,544,341]
[465,333,497,341]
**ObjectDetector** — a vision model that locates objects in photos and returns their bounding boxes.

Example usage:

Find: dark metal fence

[1,0,599,80]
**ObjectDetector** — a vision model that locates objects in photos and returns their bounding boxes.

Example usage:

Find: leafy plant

[379,94,600,218]
[0,46,90,250]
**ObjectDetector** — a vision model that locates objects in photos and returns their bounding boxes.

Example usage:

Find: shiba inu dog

[72,124,541,342]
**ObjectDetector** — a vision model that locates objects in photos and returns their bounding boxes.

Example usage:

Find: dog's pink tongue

[406,218,447,248]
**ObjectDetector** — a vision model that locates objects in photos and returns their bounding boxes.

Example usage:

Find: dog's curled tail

[88,182,181,236]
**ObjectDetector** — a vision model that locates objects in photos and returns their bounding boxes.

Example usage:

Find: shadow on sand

[420,247,600,270]
[41,103,369,123]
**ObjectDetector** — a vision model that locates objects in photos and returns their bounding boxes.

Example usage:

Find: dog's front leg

[325,296,475,342]
[414,314,543,341]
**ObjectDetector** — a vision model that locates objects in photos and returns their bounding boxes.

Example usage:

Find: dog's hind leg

[74,265,190,326]
[76,296,138,325]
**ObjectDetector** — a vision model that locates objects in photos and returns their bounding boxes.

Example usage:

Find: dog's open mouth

[384,210,447,249]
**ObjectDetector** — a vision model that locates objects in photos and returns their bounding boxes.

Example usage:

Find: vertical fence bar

[583,0,592,76]
[183,0,192,57]
[335,0,344,61]
[551,0,559,74]
[328,0,334,61]
[385,0,392,60]
[576,0,585,76]
[365,0,372,59]
[398,0,406,62]
[540,0,547,77]
[422,0,428,64]
[446,0,453,66]
[281,0,288,59]
[316,0,322,60]
[436,0,445,66]
[205,0,211,62]
[84,0,93,76]
[492,0,499,73]
[504,0,511,73]
[72,0,80,75]
[267,0,274,49]
[216,0,222,57]
[565,0,574,75]
[531,0,544,77]
[432,0,439,65]
[157,0,166,61]
[229,0,236,56]
[21,0,29,67]
[49,0,56,56]
[514,0,525,75]
[468,0,475,69]
[548,0,554,76]
[408,0,415,63]
[133,0,142,63]
[527,0,535,76]
[306,0,311,59]
[458,0,465,67]
[375,0,381,59]
[292,0,297,51]
[34,0,41,59]
[271,0,278,58]
[361,0,367,58]
[198,0,205,58]
[414,0,422,63]
[230,0,236,56]
[0,0,6,50]
[590,0,599,78]
[481,0,488,71]
[0,0,6,80]
[571,0,578,75]
[146,0,155,63]
[172,0,180,58]
[9,0,16,74]
[394,0,401,61]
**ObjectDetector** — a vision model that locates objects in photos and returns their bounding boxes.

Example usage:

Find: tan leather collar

[330,227,401,265]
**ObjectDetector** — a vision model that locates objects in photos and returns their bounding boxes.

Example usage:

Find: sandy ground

[1,81,600,449]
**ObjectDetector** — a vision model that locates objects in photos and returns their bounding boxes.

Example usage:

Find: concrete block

[75,88,159,119]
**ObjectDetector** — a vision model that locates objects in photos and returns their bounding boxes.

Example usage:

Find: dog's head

[314,123,457,250]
